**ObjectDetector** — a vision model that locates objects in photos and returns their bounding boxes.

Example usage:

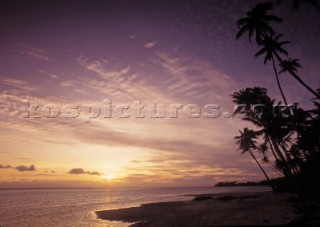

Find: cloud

[50,74,59,79]
[60,80,77,87]
[151,51,237,103]
[0,164,12,169]
[144,41,157,49]
[14,43,50,61]
[75,55,176,102]
[0,76,39,91]
[68,168,101,175]
[15,165,36,172]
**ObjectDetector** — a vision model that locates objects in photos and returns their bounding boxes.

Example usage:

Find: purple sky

[0,0,319,188]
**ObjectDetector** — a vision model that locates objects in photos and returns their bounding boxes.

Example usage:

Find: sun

[102,174,115,181]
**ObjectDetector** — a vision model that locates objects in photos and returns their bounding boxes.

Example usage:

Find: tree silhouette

[237,1,320,100]
[255,33,289,105]
[232,87,296,178]
[236,2,282,43]
[278,57,320,98]
[279,58,301,74]
[235,127,272,184]
[235,1,320,193]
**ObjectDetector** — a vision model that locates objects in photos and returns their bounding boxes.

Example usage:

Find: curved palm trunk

[248,150,275,190]
[266,136,281,162]
[271,138,292,177]
[266,131,291,177]
[273,52,320,99]
[271,54,288,105]
[287,68,320,99]
[278,141,300,174]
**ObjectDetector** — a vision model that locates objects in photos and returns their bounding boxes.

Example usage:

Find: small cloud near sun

[69,168,101,176]
[15,165,36,172]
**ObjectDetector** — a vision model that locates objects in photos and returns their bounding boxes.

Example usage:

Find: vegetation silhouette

[235,127,273,189]
[232,87,320,194]
[236,2,282,43]
[237,1,320,100]
[235,1,320,194]
[255,33,290,105]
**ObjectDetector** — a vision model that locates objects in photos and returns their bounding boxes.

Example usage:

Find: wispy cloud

[151,51,237,104]
[75,55,178,102]
[144,41,157,49]
[14,44,50,61]
[0,76,39,91]
[0,164,12,169]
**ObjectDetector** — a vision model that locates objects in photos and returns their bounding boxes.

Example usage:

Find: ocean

[0,186,271,227]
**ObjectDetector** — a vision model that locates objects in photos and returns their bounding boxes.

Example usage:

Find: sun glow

[102,174,116,181]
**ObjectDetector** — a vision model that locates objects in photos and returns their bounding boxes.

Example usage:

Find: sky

[0,0,319,188]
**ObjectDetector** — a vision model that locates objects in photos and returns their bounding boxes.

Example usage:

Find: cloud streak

[144,41,157,49]
[14,44,50,61]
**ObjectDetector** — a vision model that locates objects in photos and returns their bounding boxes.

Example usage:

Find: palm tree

[255,34,289,105]
[232,87,295,177]
[232,87,269,116]
[279,58,301,74]
[238,2,320,100]
[278,58,320,99]
[236,2,283,43]
[235,128,272,183]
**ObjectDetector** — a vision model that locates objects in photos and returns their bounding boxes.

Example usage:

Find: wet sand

[96,192,301,226]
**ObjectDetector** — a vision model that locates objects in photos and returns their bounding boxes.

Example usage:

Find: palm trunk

[271,138,292,177]
[271,54,288,105]
[266,135,290,176]
[266,136,281,163]
[273,52,320,99]
[278,141,300,174]
[287,68,320,99]
[249,150,275,190]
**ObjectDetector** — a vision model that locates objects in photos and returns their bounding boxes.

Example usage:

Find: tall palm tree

[236,2,283,43]
[238,2,320,100]
[255,34,289,105]
[279,58,320,99]
[235,128,272,183]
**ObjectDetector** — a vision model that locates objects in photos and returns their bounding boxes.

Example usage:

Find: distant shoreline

[96,191,300,226]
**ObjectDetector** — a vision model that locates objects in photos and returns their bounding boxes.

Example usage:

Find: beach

[96,191,301,226]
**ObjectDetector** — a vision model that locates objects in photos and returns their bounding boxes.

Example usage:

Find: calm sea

[0,186,271,227]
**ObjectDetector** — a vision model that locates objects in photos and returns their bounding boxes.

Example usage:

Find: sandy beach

[96,192,302,226]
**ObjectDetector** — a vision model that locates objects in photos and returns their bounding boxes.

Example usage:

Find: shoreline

[96,191,301,226]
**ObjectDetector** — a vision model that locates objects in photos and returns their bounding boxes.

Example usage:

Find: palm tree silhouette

[236,2,283,43]
[278,58,320,98]
[237,2,320,100]
[279,58,301,74]
[255,34,289,105]
[235,127,272,183]
[232,87,295,177]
